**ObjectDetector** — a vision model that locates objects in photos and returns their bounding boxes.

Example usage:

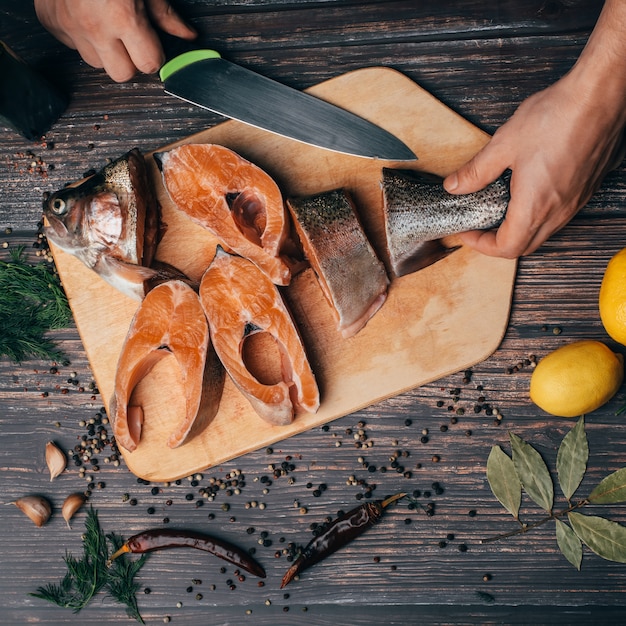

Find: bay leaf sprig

[484,417,626,569]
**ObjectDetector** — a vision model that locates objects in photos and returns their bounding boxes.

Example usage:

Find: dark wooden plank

[0,33,597,231]
[0,0,602,229]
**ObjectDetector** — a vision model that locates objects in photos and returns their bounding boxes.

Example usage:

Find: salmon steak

[154,143,292,286]
[199,247,320,426]
[111,280,224,451]
[287,189,389,338]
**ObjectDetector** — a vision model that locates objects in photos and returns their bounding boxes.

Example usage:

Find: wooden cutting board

[49,67,517,481]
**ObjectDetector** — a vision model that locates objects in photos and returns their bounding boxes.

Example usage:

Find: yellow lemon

[599,247,626,345]
[530,340,623,417]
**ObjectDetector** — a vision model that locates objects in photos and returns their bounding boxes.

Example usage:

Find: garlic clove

[12,495,52,527]
[62,493,86,529]
[45,441,67,481]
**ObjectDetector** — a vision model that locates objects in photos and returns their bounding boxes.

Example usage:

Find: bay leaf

[510,432,554,513]
[555,518,582,570]
[486,445,521,519]
[556,417,588,501]
[568,511,626,563]
[588,467,626,504]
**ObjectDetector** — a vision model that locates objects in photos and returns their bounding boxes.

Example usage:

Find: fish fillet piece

[199,247,319,426]
[111,280,224,451]
[381,168,510,277]
[43,148,187,300]
[155,143,292,285]
[287,189,389,338]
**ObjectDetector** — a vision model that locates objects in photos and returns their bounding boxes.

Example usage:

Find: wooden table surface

[2,1,626,624]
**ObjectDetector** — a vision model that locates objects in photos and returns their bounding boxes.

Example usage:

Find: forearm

[569,0,626,127]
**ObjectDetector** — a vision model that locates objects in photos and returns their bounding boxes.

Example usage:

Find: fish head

[43,177,128,267]
[42,149,155,269]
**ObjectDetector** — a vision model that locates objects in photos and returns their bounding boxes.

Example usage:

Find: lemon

[599,247,626,345]
[529,340,623,417]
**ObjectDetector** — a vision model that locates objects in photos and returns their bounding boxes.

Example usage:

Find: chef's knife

[159,50,417,161]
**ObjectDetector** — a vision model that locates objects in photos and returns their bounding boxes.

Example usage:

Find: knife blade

[159,50,417,161]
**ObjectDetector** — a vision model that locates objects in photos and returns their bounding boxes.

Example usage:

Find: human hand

[443,72,625,258]
[34,0,197,82]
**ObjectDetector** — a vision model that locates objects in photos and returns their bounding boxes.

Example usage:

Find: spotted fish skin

[287,189,389,338]
[381,168,510,277]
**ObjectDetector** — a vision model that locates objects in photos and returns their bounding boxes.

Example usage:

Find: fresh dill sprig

[30,508,148,623]
[0,245,72,362]
[106,533,148,624]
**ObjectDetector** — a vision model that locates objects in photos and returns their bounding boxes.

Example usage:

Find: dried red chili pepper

[108,528,266,578]
[280,492,405,588]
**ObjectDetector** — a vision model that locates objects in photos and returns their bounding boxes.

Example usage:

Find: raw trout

[43,148,187,300]
[381,168,510,277]
[287,189,389,338]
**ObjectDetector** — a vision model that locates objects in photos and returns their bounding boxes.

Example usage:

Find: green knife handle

[159,50,222,82]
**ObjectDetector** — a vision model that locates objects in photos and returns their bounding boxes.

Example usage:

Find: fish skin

[42,148,184,299]
[287,189,389,338]
[381,168,510,277]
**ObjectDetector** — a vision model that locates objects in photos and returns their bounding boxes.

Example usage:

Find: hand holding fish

[444,0,626,258]
[34,0,197,83]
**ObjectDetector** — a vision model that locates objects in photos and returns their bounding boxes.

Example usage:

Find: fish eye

[50,198,66,215]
